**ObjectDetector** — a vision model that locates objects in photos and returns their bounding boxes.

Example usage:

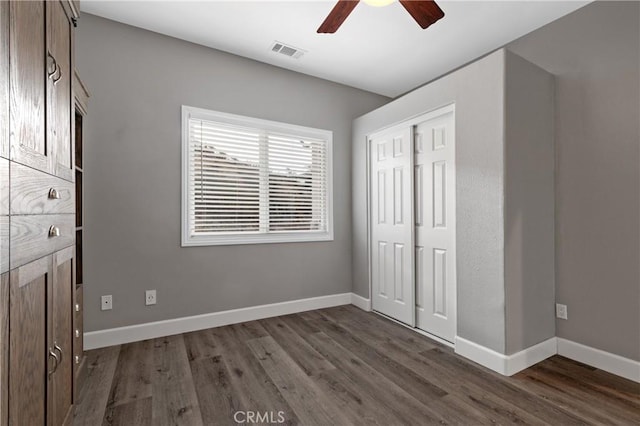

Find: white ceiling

[81,1,590,97]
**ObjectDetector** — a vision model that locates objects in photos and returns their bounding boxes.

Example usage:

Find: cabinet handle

[54,343,63,363]
[47,52,58,79]
[48,188,61,199]
[48,348,59,375]
[48,225,60,238]
[53,68,63,85]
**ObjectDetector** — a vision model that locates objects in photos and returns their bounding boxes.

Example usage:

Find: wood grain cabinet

[1,1,81,425]
[47,0,74,182]
[9,257,49,426]
[0,272,8,426]
[49,248,74,426]
[9,0,48,174]
[9,0,74,181]
[0,0,9,160]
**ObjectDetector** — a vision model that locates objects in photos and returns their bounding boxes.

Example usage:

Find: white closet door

[370,125,415,326]
[415,109,456,342]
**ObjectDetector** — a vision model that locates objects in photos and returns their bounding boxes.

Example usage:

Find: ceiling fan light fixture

[363,0,395,7]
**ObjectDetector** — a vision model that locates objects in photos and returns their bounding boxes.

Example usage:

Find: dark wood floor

[74,305,640,425]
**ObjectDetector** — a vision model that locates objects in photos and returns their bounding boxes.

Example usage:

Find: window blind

[187,117,329,239]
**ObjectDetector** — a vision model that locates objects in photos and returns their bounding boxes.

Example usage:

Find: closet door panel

[415,108,457,343]
[9,1,49,173]
[369,125,415,326]
[47,0,73,182]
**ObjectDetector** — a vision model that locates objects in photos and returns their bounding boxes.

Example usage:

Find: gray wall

[508,1,640,361]
[504,52,555,354]
[352,50,509,353]
[76,14,389,332]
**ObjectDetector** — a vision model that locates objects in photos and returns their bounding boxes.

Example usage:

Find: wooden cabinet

[9,0,74,182]
[8,250,75,426]
[47,0,73,182]
[0,272,8,426]
[9,1,48,174]
[9,257,49,426]
[2,1,80,425]
[0,0,8,160]
[49,248,74,426]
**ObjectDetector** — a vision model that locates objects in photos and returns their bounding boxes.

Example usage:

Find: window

[181,106,333,246]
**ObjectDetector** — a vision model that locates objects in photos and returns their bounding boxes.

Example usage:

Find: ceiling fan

[317,0,445,33]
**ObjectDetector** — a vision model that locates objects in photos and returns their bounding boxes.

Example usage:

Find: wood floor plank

[190,355,244,426]
[516,366,637,425]
[259,316,335,377]
[303,310,448,401]
[74,346,121,426]
[183,329,221,362]
[322,305,441,353]
[102,397,152,426]
[105,340,152,408]
[246,335,353,425]
[212,325,301,425]
[151,335,203,426]
[421,347,588,425]
[308,310,544,425]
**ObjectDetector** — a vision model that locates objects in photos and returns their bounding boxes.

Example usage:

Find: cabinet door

[48,248,73,426]
[0,273,8,426]
[0,0,9,159]
[9,256,50,426]
[47,0,73,182]
[9,1,49,174]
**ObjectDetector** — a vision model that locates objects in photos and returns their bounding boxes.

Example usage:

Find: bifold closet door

[415,108,456,342]
[370,126,415,326]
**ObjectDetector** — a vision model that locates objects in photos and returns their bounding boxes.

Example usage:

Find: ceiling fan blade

[317,0,360,33]
[399,0,445,29]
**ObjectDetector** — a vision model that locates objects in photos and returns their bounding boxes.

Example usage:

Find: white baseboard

[85,292,352,350]
[455,336,557,376]
[350,293,372,311]
[557,338,640,383]
[505,338,558,376]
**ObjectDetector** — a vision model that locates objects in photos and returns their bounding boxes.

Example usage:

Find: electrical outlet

[101,295,113,311]
[556,303,568,320]
[145,290,157,306]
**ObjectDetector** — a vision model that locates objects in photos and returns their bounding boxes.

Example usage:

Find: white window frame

[181,105,334,246]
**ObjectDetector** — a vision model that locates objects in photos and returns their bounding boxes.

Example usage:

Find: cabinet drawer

[10,214,74,269]
[10,163,74,214]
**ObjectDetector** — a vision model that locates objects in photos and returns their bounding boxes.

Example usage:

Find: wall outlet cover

[101,295,113,311]
[556,303,568,320]
[146,290,157,306]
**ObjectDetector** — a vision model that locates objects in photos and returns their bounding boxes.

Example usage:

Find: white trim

[557,338,640,383]
[181,105,334,247]
[455,336,557,376]
[85,293,351,350]
[350,293,371,311]
[505,338,558,376]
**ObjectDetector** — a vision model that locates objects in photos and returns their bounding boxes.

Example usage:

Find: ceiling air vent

[270,41,305,59]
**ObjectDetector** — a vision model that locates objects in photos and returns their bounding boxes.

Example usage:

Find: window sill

[181,231,334,247]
